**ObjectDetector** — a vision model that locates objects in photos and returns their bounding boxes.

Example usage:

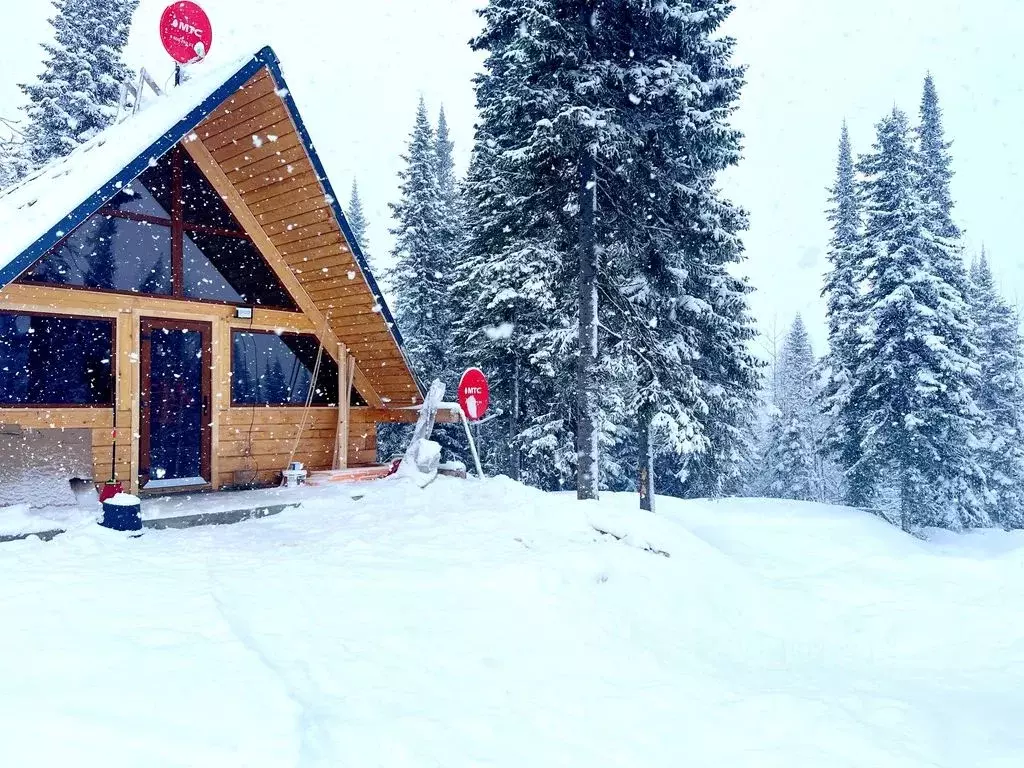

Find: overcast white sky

[3,0,1022,353]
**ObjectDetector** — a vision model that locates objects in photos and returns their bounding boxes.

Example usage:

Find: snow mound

[0,479,1021,766]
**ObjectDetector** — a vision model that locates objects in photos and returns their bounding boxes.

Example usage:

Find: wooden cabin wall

[220,408,337,488]
[0,283,373,492]
[349,407,381,467]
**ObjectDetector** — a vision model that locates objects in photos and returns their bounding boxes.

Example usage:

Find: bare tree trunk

[638,401,654,512]
[900,469,912,533]
[509,352,521,481]
[577,143,600,501]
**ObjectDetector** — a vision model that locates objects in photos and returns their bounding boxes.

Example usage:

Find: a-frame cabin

[0,47,425,495]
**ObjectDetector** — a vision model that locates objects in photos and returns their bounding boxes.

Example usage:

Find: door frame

[138,316,213,489]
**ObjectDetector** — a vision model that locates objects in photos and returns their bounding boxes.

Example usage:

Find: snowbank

[0,478,1021,766]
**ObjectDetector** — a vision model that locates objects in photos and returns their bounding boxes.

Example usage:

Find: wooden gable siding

[190,69,421,408]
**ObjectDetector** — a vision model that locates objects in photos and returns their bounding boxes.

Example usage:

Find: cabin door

[139,318,212,489]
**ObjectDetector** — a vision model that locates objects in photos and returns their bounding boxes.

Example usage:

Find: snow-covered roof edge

[0,46,414,387]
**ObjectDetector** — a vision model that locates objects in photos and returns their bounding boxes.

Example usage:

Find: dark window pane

[22,214,172,295]
[232,331,339,406]
[109,151,173,216]
[147,328,203,481]
[0,314,114,405]
[181,150,238,229]
[185,231,297,309]
[107,180,172,219]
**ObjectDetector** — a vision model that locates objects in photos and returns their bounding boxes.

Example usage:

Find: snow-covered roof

[0,52,259,281]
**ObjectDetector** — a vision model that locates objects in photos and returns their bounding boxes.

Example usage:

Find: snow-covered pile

[1,477,1021,766]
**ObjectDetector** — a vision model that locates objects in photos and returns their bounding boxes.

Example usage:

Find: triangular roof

[0,47,421,407]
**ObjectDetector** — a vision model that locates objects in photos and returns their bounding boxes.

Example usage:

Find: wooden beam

[182,137,389,408]
[333,344,349,470]
[183,126,417,408]
[351,407,461,425]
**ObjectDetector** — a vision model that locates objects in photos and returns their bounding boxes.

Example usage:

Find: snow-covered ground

[1,477,1022,767]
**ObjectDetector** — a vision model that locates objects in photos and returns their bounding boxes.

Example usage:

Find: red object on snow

[98,481,124,503]
[160,2,213,64]
[458,368,490,422]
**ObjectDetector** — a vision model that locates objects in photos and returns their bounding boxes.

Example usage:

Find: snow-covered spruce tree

[432,106,468,378]
[347,180,371,264]
[819,122,870,505]
[452,135,559,483]
[760,409,818,502]
[969,252,1024,529]
[756,315,821,501]
[917,74,959,240]
[389,97,448,386]
[20,0,139,168]
[849,109,986,531]
[588,0,759,508]
[0,124,30,188]
[462,0,761,500]
[434,106,465,271]
[455,0,589,490]
[915,73,978,368]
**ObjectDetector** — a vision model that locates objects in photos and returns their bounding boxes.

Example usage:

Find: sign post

[160,2,213,85]
[458,368,489,479]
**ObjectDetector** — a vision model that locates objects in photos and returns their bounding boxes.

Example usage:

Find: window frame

[19,145,300,313]
[0,310,117,409]
[229,329,342,408]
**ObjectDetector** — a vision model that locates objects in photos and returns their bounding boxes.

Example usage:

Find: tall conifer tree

[457,0,587,490]
[757,315,821,501]
[820,123,870,504]
[461,0,760,499]
[849,109,985,531]
[347,180,371,264]
[969,252,1024,529]
[917,74,959,239]
[596,0,758,507]
[389,97,447,387]
[20,0,139,168]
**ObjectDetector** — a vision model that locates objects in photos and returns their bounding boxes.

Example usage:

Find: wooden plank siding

[218,407,379,488]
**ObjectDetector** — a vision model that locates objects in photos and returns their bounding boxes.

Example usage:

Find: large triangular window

[20,146,299,311]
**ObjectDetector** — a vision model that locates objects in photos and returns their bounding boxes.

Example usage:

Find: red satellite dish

[160,2,213,65]
[458,368,490,422]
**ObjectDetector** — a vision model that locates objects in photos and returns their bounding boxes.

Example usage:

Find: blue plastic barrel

[100,493,143,532]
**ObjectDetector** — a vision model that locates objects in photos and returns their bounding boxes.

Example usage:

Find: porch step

[305,465,394,486]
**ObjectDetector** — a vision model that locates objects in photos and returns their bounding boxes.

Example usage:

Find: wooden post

[333,344,349,470]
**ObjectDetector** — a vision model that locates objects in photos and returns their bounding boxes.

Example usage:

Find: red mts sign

[458,368,490,422]
[160,2,213,64]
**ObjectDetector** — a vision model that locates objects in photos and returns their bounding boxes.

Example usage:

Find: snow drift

[0,477,1021,767]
